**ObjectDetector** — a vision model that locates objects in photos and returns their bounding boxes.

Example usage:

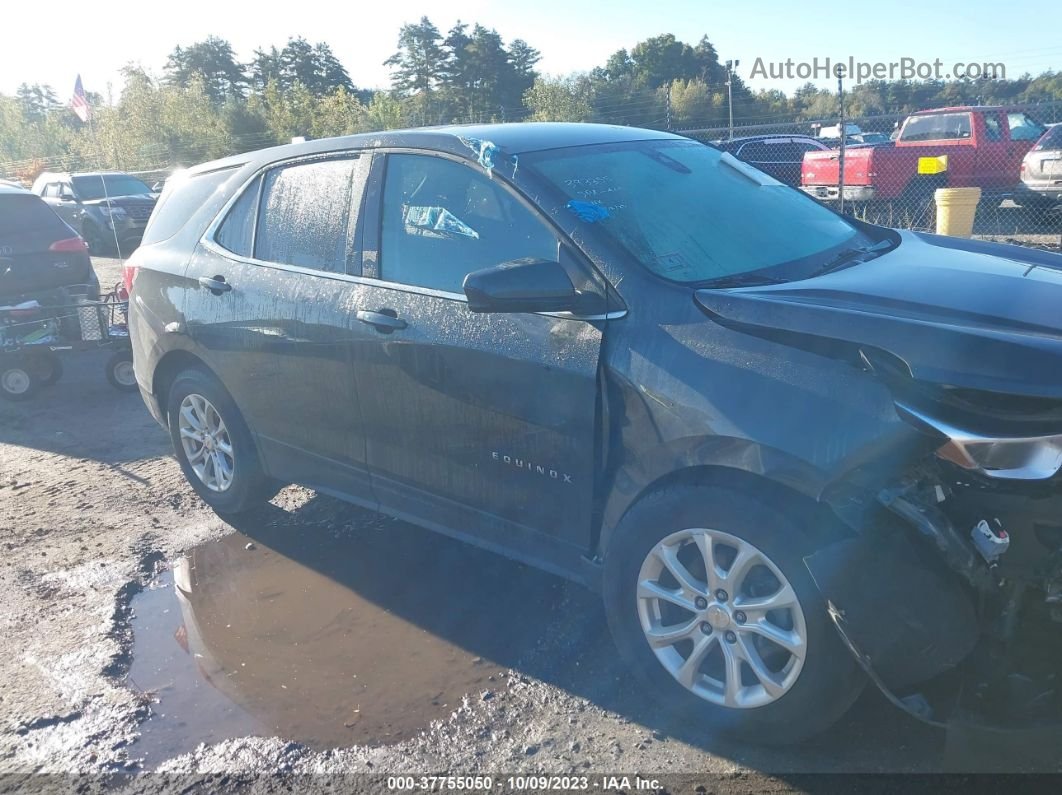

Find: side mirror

[463,258,578,314]
[59,190,77,202]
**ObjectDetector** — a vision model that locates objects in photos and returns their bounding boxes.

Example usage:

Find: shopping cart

[0,283,136,401]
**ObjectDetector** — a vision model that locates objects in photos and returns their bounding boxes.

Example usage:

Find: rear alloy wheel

[166,368,280,514]
[178,393,235,493]
[604,484,865,745]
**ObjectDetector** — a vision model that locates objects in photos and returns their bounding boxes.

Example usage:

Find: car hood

[694,230,1062,399]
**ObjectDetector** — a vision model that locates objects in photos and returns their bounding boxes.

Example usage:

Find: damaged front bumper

[811,397,1062,738]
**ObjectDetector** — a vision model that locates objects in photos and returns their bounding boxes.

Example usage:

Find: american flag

[71,75,91,123]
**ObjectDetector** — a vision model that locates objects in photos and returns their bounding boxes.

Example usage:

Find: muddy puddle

[126,509,571,765]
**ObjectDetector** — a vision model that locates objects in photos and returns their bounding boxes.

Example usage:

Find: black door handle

[356,309,407,332]
[198,275,231,294]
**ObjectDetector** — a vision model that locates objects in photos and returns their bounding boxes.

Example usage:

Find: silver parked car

[1018,124,1062,209]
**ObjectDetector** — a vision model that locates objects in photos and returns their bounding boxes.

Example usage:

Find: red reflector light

[49,237,89,253]
[123,263,139,294]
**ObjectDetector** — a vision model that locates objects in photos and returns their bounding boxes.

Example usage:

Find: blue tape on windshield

[566,200,610,223]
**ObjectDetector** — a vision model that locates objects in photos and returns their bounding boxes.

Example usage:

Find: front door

[348,152,605,550]
[184,153,375,503]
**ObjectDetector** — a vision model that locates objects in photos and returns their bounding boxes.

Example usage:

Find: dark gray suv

[32,171,157,256]
[127,123,1062,743]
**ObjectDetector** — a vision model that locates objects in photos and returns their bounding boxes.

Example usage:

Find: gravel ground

[0,257,1031,792]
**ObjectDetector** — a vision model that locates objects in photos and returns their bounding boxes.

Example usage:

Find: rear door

[347,151,605,551]
[186,153,375,503]
[0,192,90,300]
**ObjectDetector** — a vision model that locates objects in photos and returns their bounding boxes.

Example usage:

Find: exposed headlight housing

[898,403,1062,481]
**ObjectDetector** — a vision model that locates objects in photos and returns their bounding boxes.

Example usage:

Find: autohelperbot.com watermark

[749,56,1006,83]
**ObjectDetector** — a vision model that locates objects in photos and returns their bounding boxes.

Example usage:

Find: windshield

[72,174,152,200]
[525,140,864,285]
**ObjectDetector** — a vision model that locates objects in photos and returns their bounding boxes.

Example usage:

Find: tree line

[2,19,1060,180]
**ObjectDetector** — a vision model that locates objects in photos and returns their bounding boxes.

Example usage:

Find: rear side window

[899,113,972,142]
[1008,112,1047,142]
[254,157,366,272]
[216,174,262,257]
[0,194,69,239]
[142,166,238,246]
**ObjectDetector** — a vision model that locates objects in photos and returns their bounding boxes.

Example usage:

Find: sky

[2,0,1059,101]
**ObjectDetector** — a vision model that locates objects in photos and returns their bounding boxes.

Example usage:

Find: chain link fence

[3,103,1060,253]
[684,102,1062,253]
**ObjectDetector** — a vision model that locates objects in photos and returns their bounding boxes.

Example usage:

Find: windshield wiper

[810,238,894,277]
[697,271,787,289]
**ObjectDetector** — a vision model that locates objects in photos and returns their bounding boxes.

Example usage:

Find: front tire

[166,368,279,515]
[0,358,39,401]
[603,484,865,745]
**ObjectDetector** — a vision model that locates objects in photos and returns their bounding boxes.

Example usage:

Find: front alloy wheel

[637,528,806,709]
[603,485,865,744]
[177,393,235,492]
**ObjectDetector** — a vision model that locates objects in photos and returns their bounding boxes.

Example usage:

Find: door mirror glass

[463,258,577,314]
[59,188,77,201]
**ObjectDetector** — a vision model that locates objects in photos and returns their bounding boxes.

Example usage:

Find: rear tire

[603,484,865,745]
[105,350,138,392]
[27,351,62,387]
[166,368,279,515]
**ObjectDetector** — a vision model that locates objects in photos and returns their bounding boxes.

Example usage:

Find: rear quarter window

[0,194,70,239]
[1033,125,1062,151]
[141,166,240,246]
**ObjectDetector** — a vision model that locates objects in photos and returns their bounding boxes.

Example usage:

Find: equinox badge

[492,452,573,484]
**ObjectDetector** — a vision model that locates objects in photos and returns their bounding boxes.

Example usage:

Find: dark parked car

[32,171,157,256]
[715,134,830,186]
[0,183,96,302]
[1018,124,1062,209]
[128,123,1062,744]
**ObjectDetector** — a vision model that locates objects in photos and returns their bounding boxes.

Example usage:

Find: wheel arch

[597,463,849,561]
[151,349,219,421]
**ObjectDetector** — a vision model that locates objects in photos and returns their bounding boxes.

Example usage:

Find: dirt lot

[0,257,1050,791]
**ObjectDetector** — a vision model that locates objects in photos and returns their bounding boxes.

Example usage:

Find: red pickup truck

[800,106,1047,209]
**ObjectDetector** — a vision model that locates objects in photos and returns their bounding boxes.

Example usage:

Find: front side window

[525,140,866,285]
[1008,112,1047,142]
[899,113,972,142]
[379,154,558,294]
[254,157,368,272]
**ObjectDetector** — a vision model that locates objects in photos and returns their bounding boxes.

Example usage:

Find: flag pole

[73,75,123,260]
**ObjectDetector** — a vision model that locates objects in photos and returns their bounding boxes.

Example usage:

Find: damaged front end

[693,238,1062,741]
[810,377,1062,742]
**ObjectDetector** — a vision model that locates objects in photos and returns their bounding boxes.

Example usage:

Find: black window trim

[203,150,370,283]
[202,146,626,320]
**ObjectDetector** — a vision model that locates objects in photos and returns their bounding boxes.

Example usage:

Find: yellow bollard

[934,187,982,238]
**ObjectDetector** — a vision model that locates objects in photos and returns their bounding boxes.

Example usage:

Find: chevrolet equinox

[127,124,1062,743]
